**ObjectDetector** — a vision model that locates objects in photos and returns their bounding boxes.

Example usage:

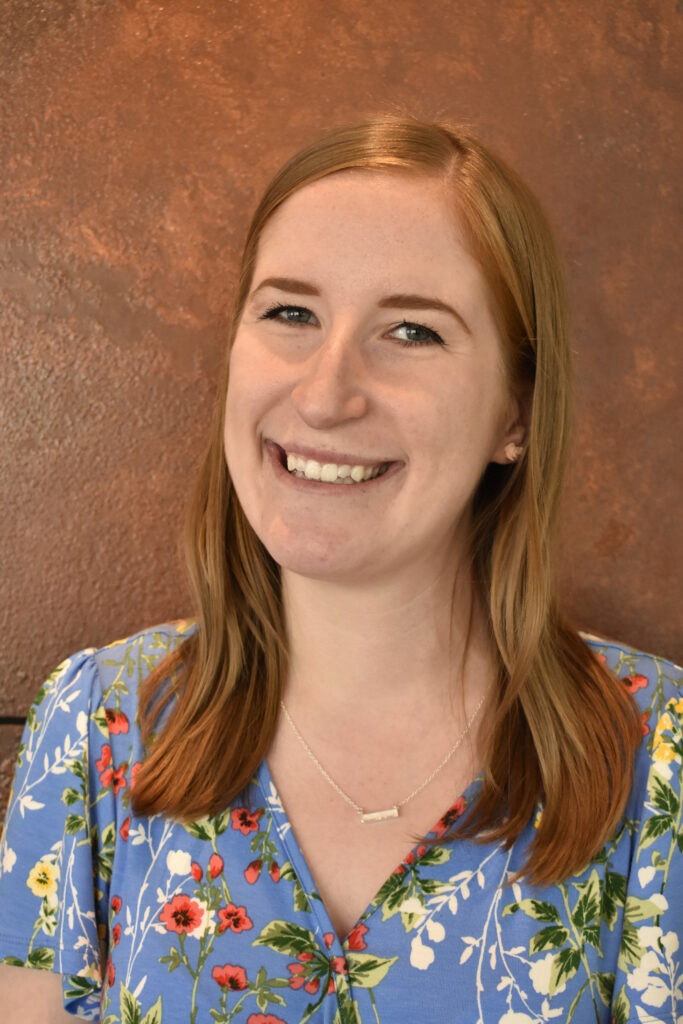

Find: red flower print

[191,861,202,882]
[129,761,143,790]
[244,859,262,884]
[231,807,263,835]
[209,853,224,879]
[217,903,253,934]
[212,963,248,990]
[111,895,122,914]
[287,963,306,989]
[323,932,334,949]
[247,1016,287,1024]
[107,958,115,988]
[346,922,368,951]
[433,797,466,838]
[296,951,314,962]
[623,674,648,694]
[304,978,320,994]
[112,923,121,946]
[328,977,335,995]
[159,894,205,935]
[119,816,130,841]
[100,762,128,795]
[105,708,130,735]
[269,861,280,883]
[641,711,650,736]
[96,745,112,774]
[330,956,348,976]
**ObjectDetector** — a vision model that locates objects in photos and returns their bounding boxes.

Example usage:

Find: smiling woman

[0,116,680,1024]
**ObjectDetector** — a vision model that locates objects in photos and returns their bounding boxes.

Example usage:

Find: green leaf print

[60,786,81,806]
[183,818,215,842]
[346,951,398,988]
[279,860,313,913]
[64,813,86,835]
[611,987,631,1024]
[502,897,561,922]
[120,986,142,1024]
[571,869,600,928]
[159,946,184,972]
[639,813,674,850]
[26,946,54,970]
[1,956,25,967]
[331,986,362,1024]
[624,893,667,923]
[594,971,614,1007]
[140,995,163,1024]
[618,924,642,970]
[601,869,626,929]
[253,919,319,958]
[548,947,581,995]
[528,924,569,953]
[649,773,679,816]
[63,974,100,1000]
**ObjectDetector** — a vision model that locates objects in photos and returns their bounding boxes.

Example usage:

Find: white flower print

[1,845,16,874]
[528,952,568,996]
[410,934,435,969]
[628,928,681,1011]
[165,849,192,877]
[187,898,215,941]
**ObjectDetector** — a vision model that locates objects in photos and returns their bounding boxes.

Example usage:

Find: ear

[489,388,530,466]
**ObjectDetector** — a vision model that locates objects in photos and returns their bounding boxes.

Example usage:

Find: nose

[290,328,369,428]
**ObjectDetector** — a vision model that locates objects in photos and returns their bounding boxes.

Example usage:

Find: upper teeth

[285,453,386,483]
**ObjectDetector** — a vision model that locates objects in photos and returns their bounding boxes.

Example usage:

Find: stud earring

[504,442,525,463]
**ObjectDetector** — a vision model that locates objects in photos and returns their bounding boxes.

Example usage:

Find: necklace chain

[279,691,487,823]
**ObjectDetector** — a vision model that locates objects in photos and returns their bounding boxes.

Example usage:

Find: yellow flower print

[653,712,673,742]
[653,742,676,764]
[26,859,58,899]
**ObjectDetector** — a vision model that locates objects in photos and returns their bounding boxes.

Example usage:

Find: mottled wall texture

[1,1,681,806]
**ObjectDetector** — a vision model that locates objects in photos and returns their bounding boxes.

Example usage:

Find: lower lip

[264,441,403,494]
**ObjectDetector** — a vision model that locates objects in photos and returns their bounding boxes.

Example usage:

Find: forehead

[253,169,485,299]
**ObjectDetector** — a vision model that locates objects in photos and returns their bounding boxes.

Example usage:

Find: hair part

[130,114,642,886]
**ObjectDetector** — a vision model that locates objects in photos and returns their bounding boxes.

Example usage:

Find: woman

[0,116,680,1024]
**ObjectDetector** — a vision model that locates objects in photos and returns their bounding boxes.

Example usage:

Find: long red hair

[130,115,642,886]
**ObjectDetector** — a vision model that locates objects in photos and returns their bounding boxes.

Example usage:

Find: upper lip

[267,439,398,468]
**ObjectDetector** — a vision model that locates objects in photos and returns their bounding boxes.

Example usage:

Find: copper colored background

[1,1,681,807]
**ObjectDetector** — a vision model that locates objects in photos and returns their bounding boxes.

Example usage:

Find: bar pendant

[360,805,399,823]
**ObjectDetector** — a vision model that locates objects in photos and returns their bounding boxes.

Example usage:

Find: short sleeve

[610,685,683,1024]
[0,649,116,1019]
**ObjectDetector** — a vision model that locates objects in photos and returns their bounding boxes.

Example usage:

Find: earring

[504,442,524,463]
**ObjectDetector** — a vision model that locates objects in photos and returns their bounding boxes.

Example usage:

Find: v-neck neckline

[256,756,484,951]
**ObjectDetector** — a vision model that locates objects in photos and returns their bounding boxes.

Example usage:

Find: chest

[264,740,479,943]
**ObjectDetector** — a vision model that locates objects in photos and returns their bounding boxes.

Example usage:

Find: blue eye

[392,321,445,348]
[259,303,317,325]
[258,304,445,348]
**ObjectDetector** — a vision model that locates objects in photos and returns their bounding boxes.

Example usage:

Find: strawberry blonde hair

[130,115,642,885]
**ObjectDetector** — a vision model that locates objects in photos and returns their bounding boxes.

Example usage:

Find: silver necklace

[279,692,487,824]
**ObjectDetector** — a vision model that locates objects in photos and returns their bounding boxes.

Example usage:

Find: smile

[265,441,402,490]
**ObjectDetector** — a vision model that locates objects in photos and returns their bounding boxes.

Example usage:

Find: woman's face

[224,170,523,585]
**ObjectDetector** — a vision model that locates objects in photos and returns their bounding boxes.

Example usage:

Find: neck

[280,555,495,735]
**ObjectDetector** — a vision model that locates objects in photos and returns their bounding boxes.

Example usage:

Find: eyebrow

[250,276,472,335]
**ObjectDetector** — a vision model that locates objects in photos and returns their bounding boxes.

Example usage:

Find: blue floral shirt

[0,621,681,1023]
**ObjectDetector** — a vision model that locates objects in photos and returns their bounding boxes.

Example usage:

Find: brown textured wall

[1,1,681,808]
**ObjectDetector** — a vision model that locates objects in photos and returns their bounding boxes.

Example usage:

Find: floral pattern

[0,621,680,1023]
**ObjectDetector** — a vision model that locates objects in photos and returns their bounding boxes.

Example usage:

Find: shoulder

[580,630,682,818]
[579,629,682,722]
[35,619,198,718]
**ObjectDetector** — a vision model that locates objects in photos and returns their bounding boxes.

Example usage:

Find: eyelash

[258,303,445,348]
